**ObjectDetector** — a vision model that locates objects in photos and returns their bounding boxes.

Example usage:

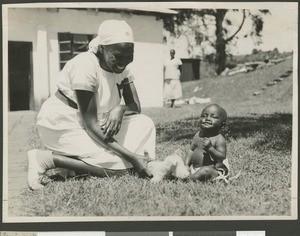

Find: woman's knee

[137,114,156,131]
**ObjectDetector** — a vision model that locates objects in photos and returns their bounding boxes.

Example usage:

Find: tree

[163,9,270,74]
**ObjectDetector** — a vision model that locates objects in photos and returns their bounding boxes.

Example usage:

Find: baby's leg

[189,165,219,181]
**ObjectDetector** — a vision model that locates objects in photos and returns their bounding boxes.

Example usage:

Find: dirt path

[5,111,37,216]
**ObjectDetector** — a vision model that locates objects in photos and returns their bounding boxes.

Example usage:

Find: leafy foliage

[162,9,270,74]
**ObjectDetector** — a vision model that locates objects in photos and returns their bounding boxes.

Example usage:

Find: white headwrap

[89,20,134,53]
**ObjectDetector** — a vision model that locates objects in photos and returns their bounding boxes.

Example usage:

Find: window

[58,33,95,70]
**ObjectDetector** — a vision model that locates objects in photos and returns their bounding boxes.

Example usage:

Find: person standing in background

[163,49,183,108]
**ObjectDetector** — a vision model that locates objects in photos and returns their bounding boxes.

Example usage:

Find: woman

[28,20,156,190]
[163,49,183,108]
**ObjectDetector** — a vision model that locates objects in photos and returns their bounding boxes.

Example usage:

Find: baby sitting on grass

[148,104,229,183]
[184,103,229,182]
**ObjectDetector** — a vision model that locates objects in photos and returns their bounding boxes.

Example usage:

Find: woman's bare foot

[27,149,48,190]
[27,149,55,190]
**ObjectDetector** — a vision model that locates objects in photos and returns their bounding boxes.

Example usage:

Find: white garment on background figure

[163,57,183,100]
[164,57,182,80]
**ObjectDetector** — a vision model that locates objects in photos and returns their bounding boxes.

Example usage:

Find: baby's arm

[185,137,197,166]
[203,136,226,163]
[185,149,193,167]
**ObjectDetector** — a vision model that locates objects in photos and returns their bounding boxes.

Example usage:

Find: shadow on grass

[157,113,292,153]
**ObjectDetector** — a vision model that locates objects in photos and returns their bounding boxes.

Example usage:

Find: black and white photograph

[2,1,298,223]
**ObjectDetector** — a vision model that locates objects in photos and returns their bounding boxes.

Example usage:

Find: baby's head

[200,104,227,132]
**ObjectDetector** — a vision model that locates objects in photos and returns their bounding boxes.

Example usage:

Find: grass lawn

[18,59,294,217]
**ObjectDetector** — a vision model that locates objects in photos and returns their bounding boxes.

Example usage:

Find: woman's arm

[101,79,141,138]
[122,79,141,115]
[75,89,150,174]
[178,65,182,72]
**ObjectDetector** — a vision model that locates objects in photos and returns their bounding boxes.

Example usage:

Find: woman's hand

[102,105,125,138]
[131,154,153,178]
[76,90,154,176]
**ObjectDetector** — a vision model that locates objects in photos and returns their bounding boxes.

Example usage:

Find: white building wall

[7,8,164,109]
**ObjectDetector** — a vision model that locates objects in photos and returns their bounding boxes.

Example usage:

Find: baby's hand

[203,137,212,149]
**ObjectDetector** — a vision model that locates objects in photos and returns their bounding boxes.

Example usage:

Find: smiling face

[99,43,134,74]
[200,104,227,132]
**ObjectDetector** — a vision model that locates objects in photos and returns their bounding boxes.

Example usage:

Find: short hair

[202,104,227,121]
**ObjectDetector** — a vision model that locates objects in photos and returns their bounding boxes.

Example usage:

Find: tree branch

[205,38,216,47]
[225,9,246,43]
[196,9,217,17]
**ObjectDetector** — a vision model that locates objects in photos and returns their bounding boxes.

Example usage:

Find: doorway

[8,41,33,111]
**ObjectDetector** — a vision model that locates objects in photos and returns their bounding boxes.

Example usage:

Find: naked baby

[184,104,229,181]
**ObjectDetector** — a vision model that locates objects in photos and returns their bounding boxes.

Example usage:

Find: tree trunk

[215,10,227,75]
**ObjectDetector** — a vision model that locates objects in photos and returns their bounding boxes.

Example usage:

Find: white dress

[163,57,183,100]
[37,51,156,170]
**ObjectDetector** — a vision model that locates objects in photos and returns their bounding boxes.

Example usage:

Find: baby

[185,104,229,181]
